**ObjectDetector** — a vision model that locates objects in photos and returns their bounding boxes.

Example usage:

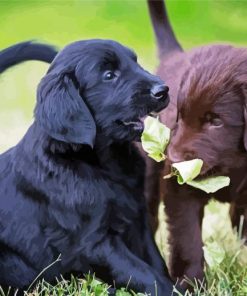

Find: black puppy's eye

[103,70,116,81]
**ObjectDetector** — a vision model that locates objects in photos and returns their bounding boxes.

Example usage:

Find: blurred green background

[0,0,247,152]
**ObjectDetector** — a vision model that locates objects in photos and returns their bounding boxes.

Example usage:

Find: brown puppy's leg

[230,202,247,240]
[164,177,208,289]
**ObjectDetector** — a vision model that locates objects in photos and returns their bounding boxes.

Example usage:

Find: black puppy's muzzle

[150,84,170,114]
[115,80,170,142]
[151,84,169,100]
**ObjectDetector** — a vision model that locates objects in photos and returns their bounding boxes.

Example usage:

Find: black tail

[0,41,58,74]
[147,0,183,57]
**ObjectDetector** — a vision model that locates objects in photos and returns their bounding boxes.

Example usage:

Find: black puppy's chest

[83,158,145,232]
[8,141,147,275]
[105,174,145,234]
[64,144,146,241]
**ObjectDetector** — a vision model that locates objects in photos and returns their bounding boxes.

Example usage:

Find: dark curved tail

[147,0,183,57]
[0,41,58,74]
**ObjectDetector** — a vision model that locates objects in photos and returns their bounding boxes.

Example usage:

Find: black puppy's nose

[151,84,169,100]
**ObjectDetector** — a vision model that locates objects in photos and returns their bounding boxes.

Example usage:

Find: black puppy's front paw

[107,287,116,295]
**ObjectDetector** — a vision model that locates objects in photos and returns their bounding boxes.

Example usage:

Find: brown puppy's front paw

[172,264,204,291]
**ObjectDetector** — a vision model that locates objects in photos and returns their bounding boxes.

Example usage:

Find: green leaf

[116,288,132,296]
[165,159,230,193]
[187,176,230,193]
[203,241,225,268]
[172,159,203,184]
[141,116,170,162]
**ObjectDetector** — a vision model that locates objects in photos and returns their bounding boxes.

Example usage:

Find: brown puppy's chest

[225,167,247,206]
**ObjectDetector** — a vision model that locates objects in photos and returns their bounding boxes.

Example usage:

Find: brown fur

[146,1,247,289]
[166,45,247,287]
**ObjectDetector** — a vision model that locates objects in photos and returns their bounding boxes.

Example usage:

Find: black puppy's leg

[141,212,170,277]
[230,202,247,240]
[90,237,174,296]
[0,253,37,289]
[164,178,207,290]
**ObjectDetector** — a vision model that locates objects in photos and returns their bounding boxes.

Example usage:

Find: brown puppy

[146,0,247,289]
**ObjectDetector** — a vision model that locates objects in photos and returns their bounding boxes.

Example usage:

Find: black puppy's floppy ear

[35,73,96,147]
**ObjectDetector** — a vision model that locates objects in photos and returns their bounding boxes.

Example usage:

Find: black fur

[0,39,173,295]
[0,41,57,73]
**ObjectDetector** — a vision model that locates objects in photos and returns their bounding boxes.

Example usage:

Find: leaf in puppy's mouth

[141,116,171,162]
[171,159,203,184]
[163,158,230,193]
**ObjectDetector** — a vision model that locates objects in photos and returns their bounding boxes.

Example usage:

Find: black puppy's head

[36,39,169,148]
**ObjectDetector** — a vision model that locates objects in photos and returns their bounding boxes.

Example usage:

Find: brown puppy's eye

[204,112,223,127]
[211,118,223,127]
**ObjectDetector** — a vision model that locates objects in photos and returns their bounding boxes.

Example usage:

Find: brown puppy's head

[168,46,247,176]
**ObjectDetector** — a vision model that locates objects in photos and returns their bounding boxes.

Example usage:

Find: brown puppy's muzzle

[167,146,196,164]
[167,137,215,177]
[167,135,197,163]
[167,146,183,164]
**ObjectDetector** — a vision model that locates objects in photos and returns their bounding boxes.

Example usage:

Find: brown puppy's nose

[167,148,183,163]
[151,84,169,100]
[184,151,196,161]
[168,148,195,163]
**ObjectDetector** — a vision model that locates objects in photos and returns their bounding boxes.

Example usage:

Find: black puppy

[0,40,174,295]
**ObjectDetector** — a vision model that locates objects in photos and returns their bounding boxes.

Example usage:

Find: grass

[0,275,146,296]
[0,0,247,295]
[157,201,247,295]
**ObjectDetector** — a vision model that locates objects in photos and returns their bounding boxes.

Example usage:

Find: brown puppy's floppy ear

[238,60,247,150]
[35,73,96,147]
